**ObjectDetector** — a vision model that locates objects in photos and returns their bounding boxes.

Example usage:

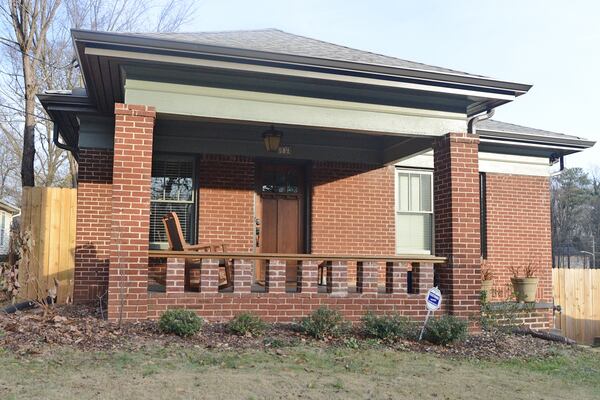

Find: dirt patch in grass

[1,304,572,361]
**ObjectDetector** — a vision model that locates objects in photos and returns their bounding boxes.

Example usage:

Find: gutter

[53,122,79,161]
[468,109,495,135]
[478,129,596,149]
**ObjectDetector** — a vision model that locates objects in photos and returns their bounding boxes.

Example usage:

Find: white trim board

[395,150,550,177]
[124,79,467,137]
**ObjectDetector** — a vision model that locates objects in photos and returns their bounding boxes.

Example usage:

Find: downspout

[467,108,495,135]
[53,123,79,161]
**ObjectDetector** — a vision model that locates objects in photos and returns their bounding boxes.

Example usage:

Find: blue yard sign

[419,287,442,340]
[426,288,441,311]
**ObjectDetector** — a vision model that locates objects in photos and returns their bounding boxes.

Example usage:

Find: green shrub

[227,312,267,336]
[424,315,467,345]
[300,307,349,340]
[361,311,417,341]
[158,309,203,337]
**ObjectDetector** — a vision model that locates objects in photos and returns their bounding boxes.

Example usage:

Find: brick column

[357,261,378,294]
[108,103,155,322]
[328,260,348,296]
[266,259,286,293]
[233,259,253,293]
[433,132,481,322]
[386,262,406,294]
[166,258,185,294]
[299,260,318,294]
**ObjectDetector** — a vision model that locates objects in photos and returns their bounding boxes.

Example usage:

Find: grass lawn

[0,345,599,399]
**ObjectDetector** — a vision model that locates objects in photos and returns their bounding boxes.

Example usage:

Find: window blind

[149,158,195,245]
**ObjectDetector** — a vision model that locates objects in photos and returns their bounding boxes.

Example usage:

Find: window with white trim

[395,169,433,254]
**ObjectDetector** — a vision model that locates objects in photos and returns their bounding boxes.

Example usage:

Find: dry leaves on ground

[0,304,572,359]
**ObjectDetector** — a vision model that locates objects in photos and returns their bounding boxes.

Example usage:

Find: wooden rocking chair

[162,212,233,290]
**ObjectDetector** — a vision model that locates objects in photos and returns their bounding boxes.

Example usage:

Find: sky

[175,0,599,170]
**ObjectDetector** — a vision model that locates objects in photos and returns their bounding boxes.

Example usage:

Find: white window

[395,169,433,254]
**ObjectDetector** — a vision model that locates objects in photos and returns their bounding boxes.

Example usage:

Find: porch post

[433,132,481,324]
[357,261,378,294]
[386,261,406,294]
[108,103,156,322]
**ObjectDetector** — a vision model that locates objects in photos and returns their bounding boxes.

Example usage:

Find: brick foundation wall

[484,174,552,304]
[74,147,114,302]
[433,133,481,323]
[483,303,553,331]
[147,292,443,323]
[197,155,255,252]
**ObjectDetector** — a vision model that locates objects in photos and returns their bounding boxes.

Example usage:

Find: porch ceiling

[152,117,433,165]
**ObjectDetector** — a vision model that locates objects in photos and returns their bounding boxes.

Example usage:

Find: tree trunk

[21,57,36,187]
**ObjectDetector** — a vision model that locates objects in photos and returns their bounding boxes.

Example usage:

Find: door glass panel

[261,166,300,194]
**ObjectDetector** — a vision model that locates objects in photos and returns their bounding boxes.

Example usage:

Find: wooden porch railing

[148,251,446,295]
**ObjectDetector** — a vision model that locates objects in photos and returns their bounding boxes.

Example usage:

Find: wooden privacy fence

[553,268,600,344]
[17,187,77,304]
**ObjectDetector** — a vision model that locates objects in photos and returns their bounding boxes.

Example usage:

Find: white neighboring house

[0,200,20,257]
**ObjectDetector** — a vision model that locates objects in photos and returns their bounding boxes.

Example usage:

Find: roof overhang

[38,91,96,153]
[0,200,20,214]
[478,134,593,158]
[71,29,532,117]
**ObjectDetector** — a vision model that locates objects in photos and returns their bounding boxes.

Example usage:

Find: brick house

[40,29,594,328]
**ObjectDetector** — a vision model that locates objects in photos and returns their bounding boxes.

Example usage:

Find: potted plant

[481,259,493,297]
[510,259,539,303]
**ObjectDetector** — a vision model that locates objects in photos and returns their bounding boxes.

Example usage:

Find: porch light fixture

[262,125,283,152]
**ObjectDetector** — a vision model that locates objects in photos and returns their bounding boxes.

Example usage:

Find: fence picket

[553,268,600,344]
[17,187,77,304]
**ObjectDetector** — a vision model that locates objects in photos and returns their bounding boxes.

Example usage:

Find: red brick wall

[433,133,481,322]
[107,104,155,322]
[74,147,113,302]
[197,154,255,252]
[484,173,552,303]
[147,292,440,322]
[311,162,395,255]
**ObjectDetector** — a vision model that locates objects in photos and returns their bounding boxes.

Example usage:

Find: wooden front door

[256,163,305,284]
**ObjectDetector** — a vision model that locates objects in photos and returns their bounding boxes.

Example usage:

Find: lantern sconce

[262,125,283,152]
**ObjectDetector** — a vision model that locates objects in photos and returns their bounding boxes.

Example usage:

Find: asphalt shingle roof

[478,120,591,144]
[128,28,487,78]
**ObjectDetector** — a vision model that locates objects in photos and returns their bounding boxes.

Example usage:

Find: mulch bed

[0,304,573,359]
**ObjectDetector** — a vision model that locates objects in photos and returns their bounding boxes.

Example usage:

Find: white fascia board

[124,79,467,136]
[479,152,550,176]
[395,150,550,176]
[86,47,516,101]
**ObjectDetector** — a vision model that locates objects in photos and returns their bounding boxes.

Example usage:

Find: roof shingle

[127,28,487,78]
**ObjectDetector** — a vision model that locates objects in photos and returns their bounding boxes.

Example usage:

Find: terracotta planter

[511,277,539,302]
[481,280,493,297]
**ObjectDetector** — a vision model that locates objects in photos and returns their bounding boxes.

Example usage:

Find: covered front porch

[106,98,481,323]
